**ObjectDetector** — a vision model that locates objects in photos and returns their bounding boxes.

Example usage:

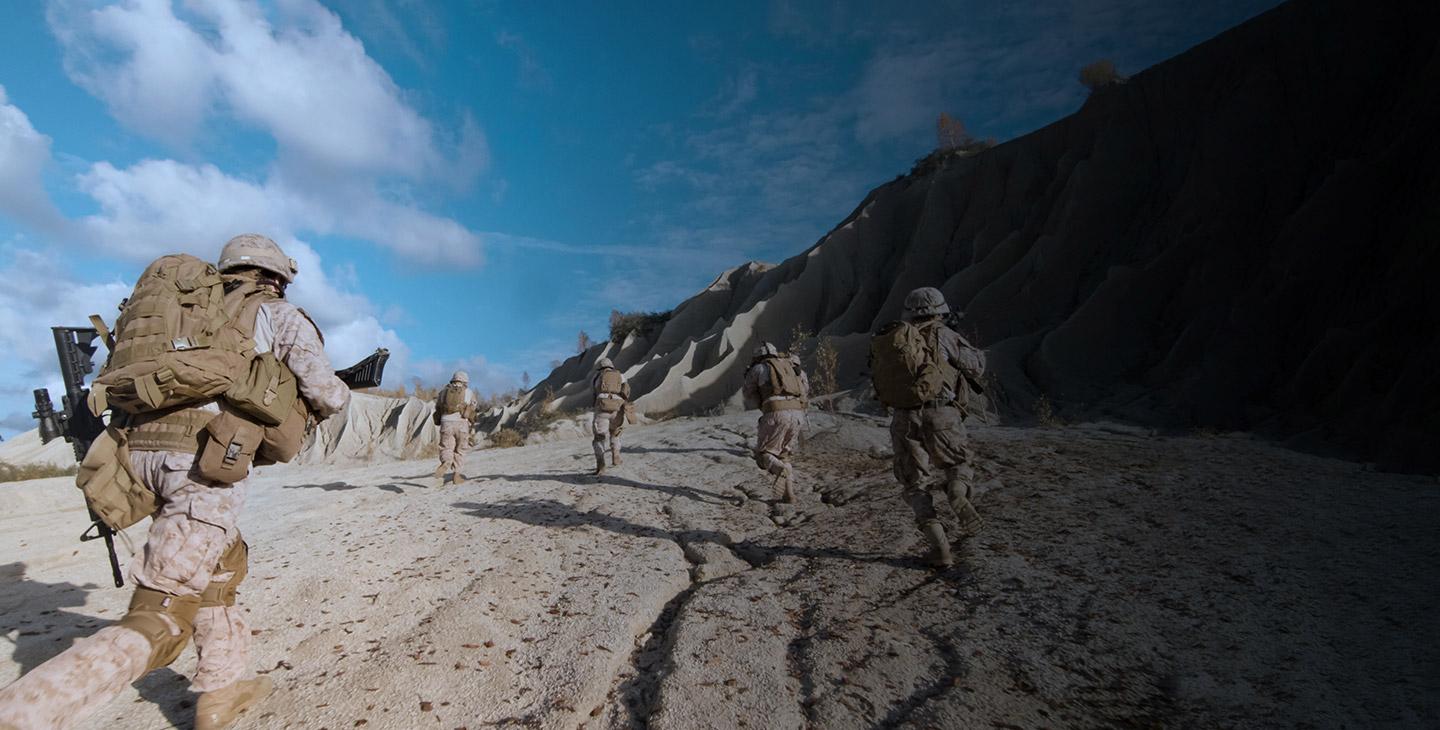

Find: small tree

[936,112,970,151]
[812,337,840,409]
[577,330,592,354]
[1079,59,1124,91]
[786,324,814,358]
[521,371,531,389]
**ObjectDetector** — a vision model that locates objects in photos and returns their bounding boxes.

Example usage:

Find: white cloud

[0,86,67,232]
[46,0,485,184]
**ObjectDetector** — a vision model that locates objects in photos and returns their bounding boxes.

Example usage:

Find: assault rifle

[335,348,390,389]
[941,311,986,396]
[32,326,123,587]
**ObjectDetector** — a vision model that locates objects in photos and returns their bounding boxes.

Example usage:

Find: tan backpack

[436,383,472,417]
[90,254,273,415]
[761,356,806,399]
[869,320,958,408]
[596,368,625,396]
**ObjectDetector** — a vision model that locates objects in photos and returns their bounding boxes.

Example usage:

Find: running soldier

[871,287,986,568]
[742,342,809,503]
[433,370,478,485]
[0,235,351,729]
[591,358,630,476]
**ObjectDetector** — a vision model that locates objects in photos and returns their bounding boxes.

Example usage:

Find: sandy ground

[2,411,1436,729]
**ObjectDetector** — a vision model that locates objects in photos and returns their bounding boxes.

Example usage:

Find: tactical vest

[437,383,473,418]
[759,356,806,412]
[869,319,959,409]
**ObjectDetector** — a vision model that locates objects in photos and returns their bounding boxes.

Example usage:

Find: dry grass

[490,429,525,448]
[0,461,78,483]
[1079,59,1125,90]
[812,337,840,410]
[1034,394,1062,428]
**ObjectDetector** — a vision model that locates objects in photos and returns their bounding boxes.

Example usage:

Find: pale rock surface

[1,410,1435,728]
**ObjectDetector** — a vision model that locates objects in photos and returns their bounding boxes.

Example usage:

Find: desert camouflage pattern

[0,291,346,729]
[592,409,626,461]
[0,624,152,729]
[438,419,472,476]
[889,322,986,529]
[592,369,629,464]
[743,359,809,477]
[259,299,350,419]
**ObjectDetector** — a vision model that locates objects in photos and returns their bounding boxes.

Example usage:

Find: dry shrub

[812,337,840,409]
[1034,394,1061,428]
[361,384,408,398]
[786,324,814,358]
[490,429,524,448]
[0,461,78,483]
[516,388,569,438]
[610,309,671,342]
[1079,59,1124,91]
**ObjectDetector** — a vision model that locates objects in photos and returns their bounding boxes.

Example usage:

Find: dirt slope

[516,0,1440,471]
[2,413,1434,728]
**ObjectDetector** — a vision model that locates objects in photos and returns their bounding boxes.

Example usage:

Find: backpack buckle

[171,337,196,351]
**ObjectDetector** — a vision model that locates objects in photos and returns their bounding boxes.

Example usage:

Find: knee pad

[119,587,201,670]
[200,538,249,609]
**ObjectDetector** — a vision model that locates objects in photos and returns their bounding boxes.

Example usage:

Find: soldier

[433,370,478,485]
[0,235,351,730]
[871,287,986,569]
[591,357,630,476]
[742,342,809,503]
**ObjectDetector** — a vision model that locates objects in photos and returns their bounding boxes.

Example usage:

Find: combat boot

[593,453,606,477]
[780,467,797,504]
[433,464,446,482]
[921,521,954,569]
[611,445,623,467]
[196,675,273,730]
[452,472,467,485]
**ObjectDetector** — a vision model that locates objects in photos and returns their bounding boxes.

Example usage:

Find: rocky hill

[512,0,1440,472]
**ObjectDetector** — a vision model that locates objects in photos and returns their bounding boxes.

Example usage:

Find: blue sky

[0,0,1280,436]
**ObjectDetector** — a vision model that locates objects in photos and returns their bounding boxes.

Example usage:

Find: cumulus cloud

[0,86,67,232]
[47,0,484,183]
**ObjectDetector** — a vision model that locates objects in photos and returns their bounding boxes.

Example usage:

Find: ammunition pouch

[224,352,298,426]
[196,408,264,483]
[595,394,624,414]
[623,402,638,424]
[118,586,201,671]
[76,426,157,531]
[200,538,249,608]
[256,396,311,466]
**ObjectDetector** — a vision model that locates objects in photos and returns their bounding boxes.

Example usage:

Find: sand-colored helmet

[753,342,780,358]
[218,234,298,284]
[903,287,950,319]
[451,370,469,384]
[595,357,615,370]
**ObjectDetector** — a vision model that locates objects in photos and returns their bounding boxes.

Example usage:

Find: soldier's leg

[436,423,457,478]
[591,411,610,475]
[0,452,239,729]
[193,539,270,730]
[924,407,982,534]
[891,413,950,567]
[609,413,624,465]
[0,625,154,730]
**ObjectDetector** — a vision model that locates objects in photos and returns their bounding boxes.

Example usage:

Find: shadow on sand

[283,481,409,494]
[468,472,739,506]
[0,562,107,675]
[450,497,928,572]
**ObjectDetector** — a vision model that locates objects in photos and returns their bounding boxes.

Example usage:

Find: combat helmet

[218,234,298,284]
[595,357,615,370]
[753,342,780,359]
[903,287,950,320]
[451,370,469,384]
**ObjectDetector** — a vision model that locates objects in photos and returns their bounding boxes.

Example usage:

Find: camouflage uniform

[743,353,809,502]
[435,375,477,483]
[889,321,986,536]
[591,365,630,474]
[0,293,349,729]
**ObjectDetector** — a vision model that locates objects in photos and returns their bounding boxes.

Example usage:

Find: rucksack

[90,254,275,415]
[869,320,957,408]
[596,368,625,396]
[761,356,806,399]
[436,382,472,416]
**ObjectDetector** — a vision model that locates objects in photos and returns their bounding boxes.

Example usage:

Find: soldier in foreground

[870,287,986,569]
[591,357,630,476]
[0,235,351,730]
[742,342,809,503]
[433,370,478,485]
